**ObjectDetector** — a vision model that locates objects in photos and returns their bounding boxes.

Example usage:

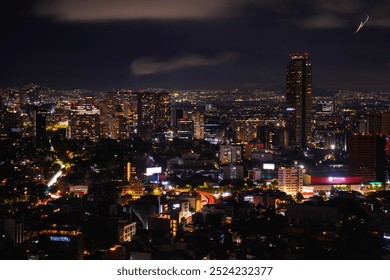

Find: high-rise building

[68,105,100,141]
[382,112,390,134]
[219,143,242,164]
[191,109,205,140]
[177,119,194,140]
[4,217,24,245]
[286,53,313,149]
[257,125,279,149]
[222,164,244,180]
[347,134,375,182]
[99,92,138,139]
[368,111,382,135]
[2,111,21,132]
[33,107,48,147]
[148,214,178,237]
[278,166,304,194]
[171,107,185,128]
[123,162,137,183]
[204,114,221,144]
[137,91,170,139]
[347,134,387,182]
[233,119,262,142]
[38,225,83,259]
[358,118,369,134]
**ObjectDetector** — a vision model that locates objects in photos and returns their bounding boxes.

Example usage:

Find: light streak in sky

[354,15,369,34]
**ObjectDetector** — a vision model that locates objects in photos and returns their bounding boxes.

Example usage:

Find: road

[196,190,216,205]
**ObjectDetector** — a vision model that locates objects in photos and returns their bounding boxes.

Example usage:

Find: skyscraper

[286,53,312,149]
[347,134,387,183]
[191,109,205,140]
[33,106,48,148]
[137,91,170,140]
[68,104,100,141]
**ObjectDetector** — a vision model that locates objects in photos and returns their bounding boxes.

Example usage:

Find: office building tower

[382,112,390,134]
[137,91,170,139]
[222,164,244,180]
[219,144,242,164]
[347,134,387,182]
[335,132,347,151]
[33,107,48,147]
[204,115,221,144]
[2,111,21,132]
[68,104,100,141]
[368,112,382,135]
[4,217,24,245]
[278,166,304,194]
[177,119,194,140]
[286,53,312,149]
[233,119,262,142]
[171,107,185,128]
[38,225,83,259]
[100,92,138,139]
[148,214,178,238]
[358,118,369,134]
[13,92,24,113]
[257,125,275,149]
[124,162,136,183]
[191,109,205,140]
[347,134,376,181]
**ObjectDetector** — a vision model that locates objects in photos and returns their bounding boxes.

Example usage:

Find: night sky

[1,0,389,92]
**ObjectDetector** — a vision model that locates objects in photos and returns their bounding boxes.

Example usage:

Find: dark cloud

[33,0,390,30]
[296,14,348,29]
[314,0,364,14]
[34,0,246,21]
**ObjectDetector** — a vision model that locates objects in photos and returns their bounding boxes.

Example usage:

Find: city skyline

[2,0,390,261]
[0,0,390,91]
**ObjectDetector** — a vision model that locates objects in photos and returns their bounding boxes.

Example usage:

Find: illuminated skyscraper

[286,53,312,149]
[99,92,138,139]
[138,91,170,139]
[191,109,205,140]
[68,104,100,141]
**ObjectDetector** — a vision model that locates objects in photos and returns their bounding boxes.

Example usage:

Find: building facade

[278,166,304,194]
[137,91,170,140]
[286,53,312,149]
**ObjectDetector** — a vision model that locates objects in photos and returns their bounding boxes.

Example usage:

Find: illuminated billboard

[263,163,275,170]
[49,236,71,242]
[311,176,362,184]
[146,167,162,176]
